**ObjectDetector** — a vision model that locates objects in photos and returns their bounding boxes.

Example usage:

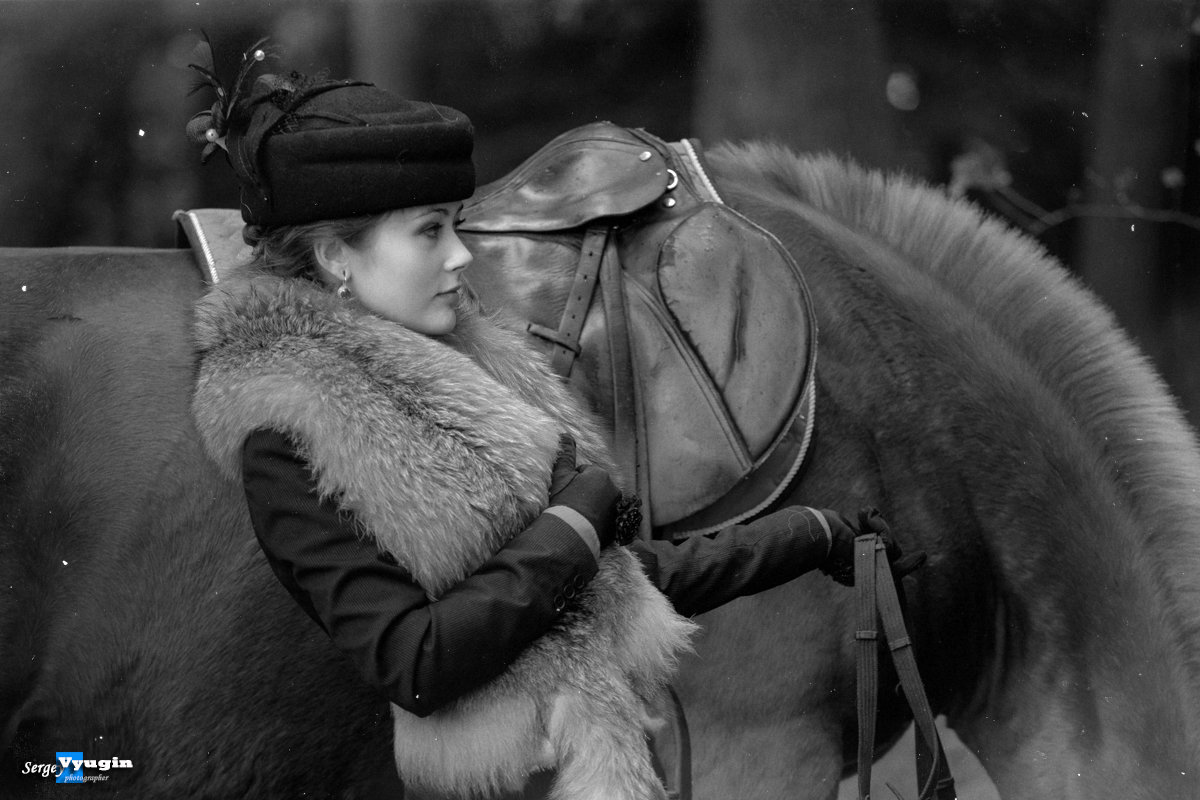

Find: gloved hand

[818,507,927,587]
[549,435,621,549]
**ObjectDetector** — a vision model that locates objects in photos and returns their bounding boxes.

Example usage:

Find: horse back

[0,248,398,797]
[1,249,202,608]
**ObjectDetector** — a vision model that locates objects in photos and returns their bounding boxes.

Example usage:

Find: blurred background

[1,0,1198,423]
[2,0,1197,796]
[3,0,1199,425]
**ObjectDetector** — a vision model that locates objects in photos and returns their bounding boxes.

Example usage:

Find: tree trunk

[347,0,428,94]
[693,0,900,168]
[1074,0,1191,374]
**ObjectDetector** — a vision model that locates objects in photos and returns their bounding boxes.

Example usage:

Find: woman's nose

[446,231,473,272]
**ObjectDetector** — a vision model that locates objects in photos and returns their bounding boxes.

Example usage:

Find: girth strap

[527,226,609,377]
[598,235,653,540]
[855,536,956,800]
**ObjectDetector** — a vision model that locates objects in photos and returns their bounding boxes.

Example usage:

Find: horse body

[2,141,1199,800]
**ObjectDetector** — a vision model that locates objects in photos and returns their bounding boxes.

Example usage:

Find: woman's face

[333,202,472,335]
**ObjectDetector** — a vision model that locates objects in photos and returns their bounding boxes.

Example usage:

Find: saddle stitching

[672,137,724,204]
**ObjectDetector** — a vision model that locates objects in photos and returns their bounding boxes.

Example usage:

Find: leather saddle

[174,122,818,541]
[459,122,817,539]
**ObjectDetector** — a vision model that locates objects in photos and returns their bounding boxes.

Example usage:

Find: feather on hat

[186,37,475,227]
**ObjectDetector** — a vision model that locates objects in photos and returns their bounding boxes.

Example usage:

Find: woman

[186,52,915,799]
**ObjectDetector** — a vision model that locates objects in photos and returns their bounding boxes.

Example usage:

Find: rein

[855,536,957,800]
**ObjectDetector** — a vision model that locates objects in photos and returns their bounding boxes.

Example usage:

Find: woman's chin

[414,308,458,337]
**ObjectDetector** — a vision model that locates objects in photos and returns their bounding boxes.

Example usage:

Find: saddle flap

[460,122,670,233]
[655,204,811,457]
[621,203,815,525]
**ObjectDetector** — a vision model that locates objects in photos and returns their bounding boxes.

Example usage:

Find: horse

[1,130,1199,800]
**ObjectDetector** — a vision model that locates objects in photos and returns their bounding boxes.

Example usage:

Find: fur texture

[191,273,696,799]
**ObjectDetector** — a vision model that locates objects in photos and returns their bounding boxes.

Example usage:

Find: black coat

[243,427,833,718]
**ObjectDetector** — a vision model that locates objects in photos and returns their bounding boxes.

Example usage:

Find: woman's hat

[187,41,475,226]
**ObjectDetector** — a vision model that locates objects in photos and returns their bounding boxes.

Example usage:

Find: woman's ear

[312,236,349,284]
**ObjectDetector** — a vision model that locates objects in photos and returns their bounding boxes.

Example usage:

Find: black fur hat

[187,41,474,226]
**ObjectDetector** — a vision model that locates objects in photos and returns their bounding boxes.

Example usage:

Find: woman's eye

[422,223,442,239]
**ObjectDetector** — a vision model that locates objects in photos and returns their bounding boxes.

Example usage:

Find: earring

[336,273,351,299]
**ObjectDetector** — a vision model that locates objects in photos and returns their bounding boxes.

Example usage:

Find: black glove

[549,435,621,549]
[819,507,927,587]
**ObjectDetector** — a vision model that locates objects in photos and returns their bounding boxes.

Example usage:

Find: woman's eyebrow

[407,209,446,226]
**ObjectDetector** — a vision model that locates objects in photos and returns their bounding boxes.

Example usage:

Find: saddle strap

[527,226,608,377]
[855,536,956,800]
[598,234,654,540]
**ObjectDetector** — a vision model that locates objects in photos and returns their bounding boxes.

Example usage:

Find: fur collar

[192,272,613,596]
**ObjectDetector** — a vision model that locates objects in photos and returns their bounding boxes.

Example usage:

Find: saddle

[175,122,818,540]
[459,122,817,538]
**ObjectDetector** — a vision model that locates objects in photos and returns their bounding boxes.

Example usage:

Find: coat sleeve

[241,427,598,718]
[627,507,832,617]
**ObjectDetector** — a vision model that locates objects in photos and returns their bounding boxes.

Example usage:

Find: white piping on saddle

[175,209,221,285]
[680,379,817,538]
[678,137,725,205]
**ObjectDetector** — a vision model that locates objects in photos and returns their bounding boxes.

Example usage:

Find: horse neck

[703,144,1200,796]
[707,140,1200,685]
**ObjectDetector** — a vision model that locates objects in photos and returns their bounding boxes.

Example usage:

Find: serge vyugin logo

[19,751,133,783]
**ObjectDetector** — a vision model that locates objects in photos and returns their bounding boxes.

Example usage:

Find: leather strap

[527,226,608,377]
[855,535,956,800]
[875,547,955,800]
[598,238,652,540]
[855,537,881,800]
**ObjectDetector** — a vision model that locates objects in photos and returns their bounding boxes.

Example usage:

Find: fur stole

[191,272,696,800]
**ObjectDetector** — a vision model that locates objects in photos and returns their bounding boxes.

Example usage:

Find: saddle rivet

[639,150,653,161]
[663,197,677,208]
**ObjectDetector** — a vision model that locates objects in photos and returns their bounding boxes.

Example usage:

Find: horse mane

[704,141,1200,697]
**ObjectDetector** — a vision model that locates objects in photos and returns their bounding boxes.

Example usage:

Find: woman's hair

[242,215,382,281]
